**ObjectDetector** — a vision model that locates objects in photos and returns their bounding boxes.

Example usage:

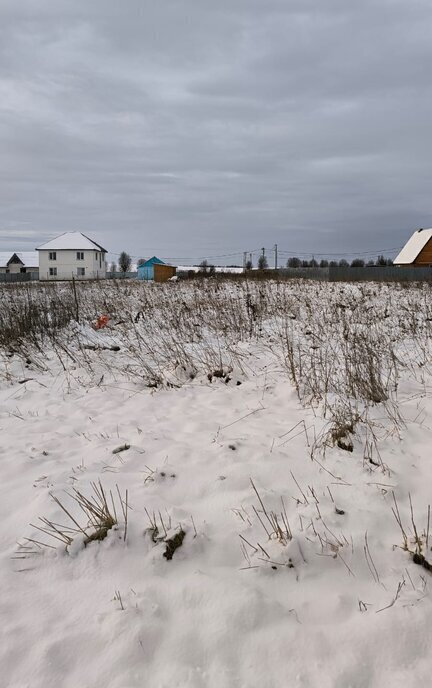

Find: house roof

[394,229,432,264]
[138,256,165,267]
[0,251,39,268]
[36,232,107,252]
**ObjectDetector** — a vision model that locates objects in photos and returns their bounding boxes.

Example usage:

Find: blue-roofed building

[137,256,176,282]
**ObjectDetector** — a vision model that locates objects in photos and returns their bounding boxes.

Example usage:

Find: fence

[276,266,432,282]
[0,272,39,283]
[106,271,138,280]
[2,267,431,285]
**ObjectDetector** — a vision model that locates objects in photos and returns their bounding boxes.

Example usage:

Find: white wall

[0,265,39,275]
[0,263,27,274]
[39,249,107,280]
[4,263,21,274]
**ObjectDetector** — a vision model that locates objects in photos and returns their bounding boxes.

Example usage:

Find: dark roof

[81,233,108,253]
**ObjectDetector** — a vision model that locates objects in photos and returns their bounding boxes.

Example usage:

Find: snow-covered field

[1,278,432,687]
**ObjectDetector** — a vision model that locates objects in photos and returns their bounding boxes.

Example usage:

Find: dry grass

[15,481,128,558]
[2,278,432,436]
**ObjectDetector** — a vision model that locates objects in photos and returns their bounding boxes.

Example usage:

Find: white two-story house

[36,232,107,280]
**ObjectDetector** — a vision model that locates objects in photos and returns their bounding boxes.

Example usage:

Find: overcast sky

[1,0,431,265]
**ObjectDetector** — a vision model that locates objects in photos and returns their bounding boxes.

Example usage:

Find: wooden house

[394,229,432,266]
[137,257,176,282]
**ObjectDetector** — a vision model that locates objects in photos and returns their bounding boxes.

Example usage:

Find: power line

[107,245,402,264]
[107,248,262,262]
[277,246,402,257]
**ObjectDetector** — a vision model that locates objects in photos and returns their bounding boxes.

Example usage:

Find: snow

[1,279,432,687]
[16,251,39,267]
[394,228,432,264]
[37,232,107,252]
[177,265,244,273]
[0,251,39,267]
[0,252,12,266]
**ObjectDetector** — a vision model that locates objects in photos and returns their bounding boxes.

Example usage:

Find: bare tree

[199,260,216,276]
[119,252,132,274]
[258,254,268,270]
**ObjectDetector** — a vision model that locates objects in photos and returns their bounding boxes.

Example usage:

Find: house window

[77,267,85,277]
[49,252,56,261]
[49,267,57,276]
[77,252,84,260]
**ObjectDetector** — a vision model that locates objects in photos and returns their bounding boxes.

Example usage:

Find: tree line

[245,254,393,270]
[109,252,394,274]
[284,255,393,268]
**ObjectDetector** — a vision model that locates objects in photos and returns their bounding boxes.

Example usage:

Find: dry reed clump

[392,492,432,573]
[14,481,128,558]
[329,419,355,452]
[235,479,294,571]
[236,478,353,574]
[0,283,76,353]
[144,508,187,560]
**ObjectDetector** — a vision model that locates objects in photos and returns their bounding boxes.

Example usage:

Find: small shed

[394,229,432,266]
[137,256,176,282]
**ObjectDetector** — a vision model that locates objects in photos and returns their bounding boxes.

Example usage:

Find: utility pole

[262,247,265,260]
[274,244,278,270]
[243,251,247,270]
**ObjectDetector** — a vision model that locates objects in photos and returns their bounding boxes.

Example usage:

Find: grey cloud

[1,0,431,264]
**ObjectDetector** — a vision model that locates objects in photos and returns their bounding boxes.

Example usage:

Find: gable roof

[36,232,107,252]
[0,252,18,267]
[139,256,165,267]
[394,229,432,264]
[0,251,39,268]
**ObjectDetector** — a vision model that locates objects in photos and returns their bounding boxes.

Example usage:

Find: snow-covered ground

[1,279,432,687]
[177,265,244,274]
